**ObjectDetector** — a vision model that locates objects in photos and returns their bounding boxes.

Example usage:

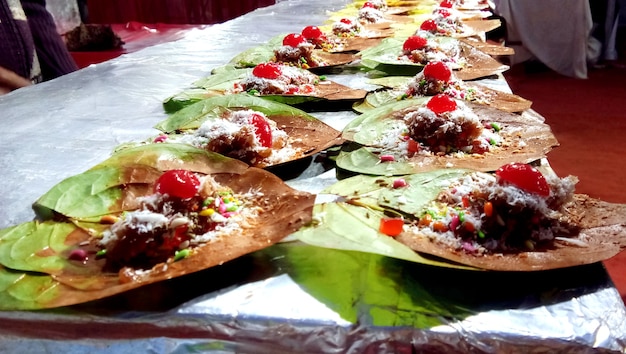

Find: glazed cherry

[340,18,353,25]
[155,170,200,199]
[363,1,377,8]
[403,36,428,52]
[283,33,306,47]
[249,113,273,147]
[420,19,438,32]
[439,0,454,8]
[302,26,324,40]
[423,61,452,82]
[426,94,457,115]
[495,163,551,197]
[436,9,452,17]
[252,62,282,79]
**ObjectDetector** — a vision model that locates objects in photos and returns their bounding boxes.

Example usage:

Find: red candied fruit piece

[379,217,404,237]
[420,19,438,32]
[249,113,273,147]
[437,9,452,17]
[495,163,551,197]
[283,33,306,47]
[403,36,428,52]
[423,61,452,82]
[252,62,282,79]
[440,0,454,8]
[302,25,324,40]
[340,18,353,25]
[426,94,457,115]
[155,170,200,199]
[363,1,377,8]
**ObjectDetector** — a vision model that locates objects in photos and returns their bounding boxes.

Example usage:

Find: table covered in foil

[0,0,624,352]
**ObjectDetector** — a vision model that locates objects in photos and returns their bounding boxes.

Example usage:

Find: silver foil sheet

[0,0,625,352]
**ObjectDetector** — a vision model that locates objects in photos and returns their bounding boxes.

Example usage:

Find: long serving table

[0,0,625,352]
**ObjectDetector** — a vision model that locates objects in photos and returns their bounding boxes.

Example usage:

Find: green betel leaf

[155,94,318,133]
[294,203,474,271]
[0,222,87,275]
[193,68,252,90]
[336,147,418,175]
[0,265,66,310]
[34,144,247,220]
[295,203,430,264]
[262,242,473,328]
[162,88,218,114]
[33,166,125,220]
[324,170,470,215]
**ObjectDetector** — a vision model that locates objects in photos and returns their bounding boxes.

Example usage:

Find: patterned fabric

[0,0,41,83]
[0,0,77,83]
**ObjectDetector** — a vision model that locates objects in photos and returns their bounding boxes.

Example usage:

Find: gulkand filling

[97,171,261,271]
[407,164,580,254]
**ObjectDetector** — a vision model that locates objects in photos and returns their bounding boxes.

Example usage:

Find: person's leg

[20,0,78,81]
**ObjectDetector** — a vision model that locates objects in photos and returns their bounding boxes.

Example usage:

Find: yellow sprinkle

[200,208,215,216]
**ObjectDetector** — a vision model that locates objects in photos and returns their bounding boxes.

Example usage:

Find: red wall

[87,0,276,24]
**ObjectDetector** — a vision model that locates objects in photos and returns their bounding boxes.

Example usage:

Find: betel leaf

[34,144,248,220]
[162,88,219,114]
[293,202,474,270]
[342,97,428,142]
[227,34,284,68]
[155,94,318,133]
[193,68,252,91]
[0,264,67,310]
[0,221,89,275]
[263,242,472,328]
[323,169,470,216]
[336,147,417,175]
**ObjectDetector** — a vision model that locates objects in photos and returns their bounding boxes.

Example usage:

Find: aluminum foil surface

[0,0,625,353]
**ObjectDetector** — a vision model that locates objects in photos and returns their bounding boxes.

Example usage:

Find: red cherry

[420,19,438,32]
[439,0,454,8]
[423,61,452,82]
[283,33,306,47]
[426,94,457,115]
[437,9,452,17]
[252,62,282,79]
[155,170,200,199]
[495,163,551,197]
[340,18,353,25]
[302,25,324,40]
[249,113,273,148]
[363,1,376,8]
[403,36,428,52]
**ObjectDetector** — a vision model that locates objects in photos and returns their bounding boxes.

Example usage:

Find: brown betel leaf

[460,38,515,56]
[311,50,358,67]
[456,41,510,80]
[463,19,502,36]
[48,167,315,302]
[466,82,533,113]
[344,101,559,173]
[269,114,344,163]
[315,80,369,100]
[395,195,626,271]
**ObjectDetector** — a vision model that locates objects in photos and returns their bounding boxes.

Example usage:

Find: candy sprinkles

[97,171,261,271]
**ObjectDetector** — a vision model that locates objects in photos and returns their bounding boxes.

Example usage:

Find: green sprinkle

[96,249,107,257]
[419,79,427,86]
[458,212,465,222]
[477,230,485,238]
[227,205,238,212]
[490,123,501,131]
[319,75,327,81]
[203,198,214,206]
[489,138,497,145]
[248,89,259,95]
[174,249,190,262]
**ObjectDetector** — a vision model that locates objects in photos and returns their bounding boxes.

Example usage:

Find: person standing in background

[0,0,77,94]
